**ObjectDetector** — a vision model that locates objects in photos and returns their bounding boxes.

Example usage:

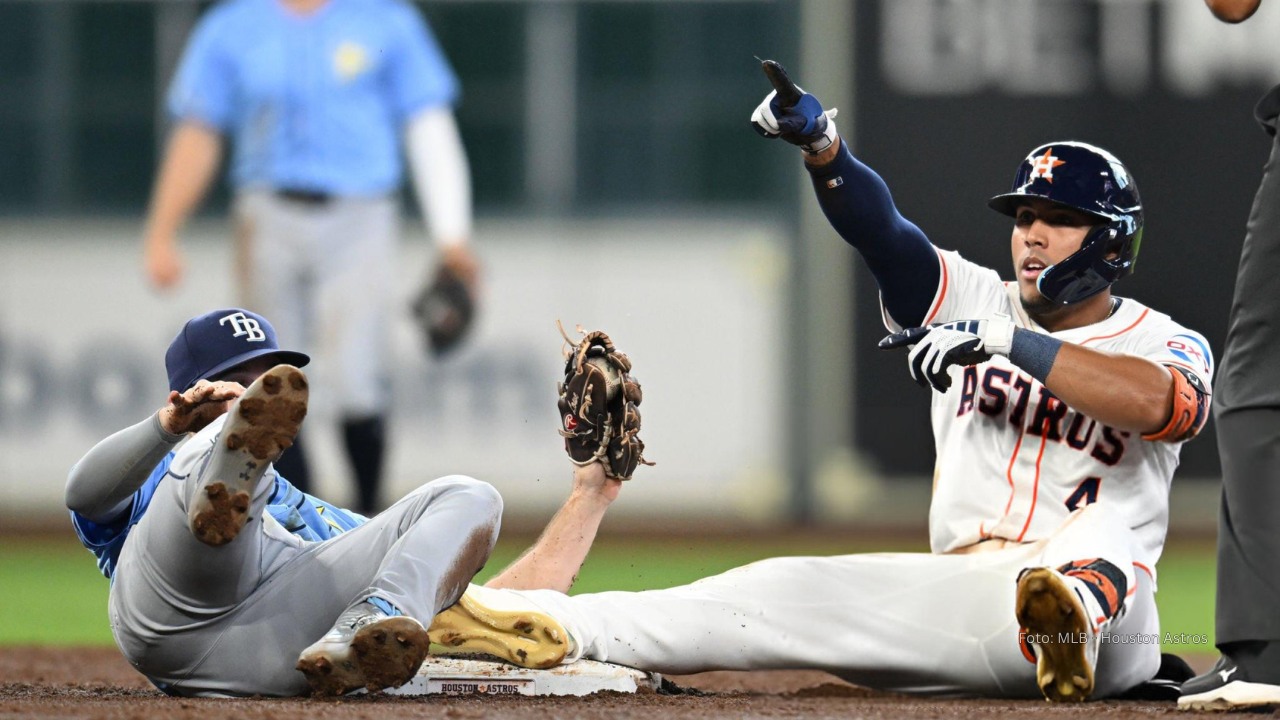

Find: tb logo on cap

[219,311,267,342]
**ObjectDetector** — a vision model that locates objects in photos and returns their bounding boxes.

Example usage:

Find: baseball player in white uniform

[424,62,1213,703]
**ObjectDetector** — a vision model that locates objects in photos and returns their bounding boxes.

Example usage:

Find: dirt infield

[0,647,1234,719]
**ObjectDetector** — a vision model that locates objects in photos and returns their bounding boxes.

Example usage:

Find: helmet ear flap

[1099,224,1124,262]
[1099,220,1141,273]
[1036,221,1135,305]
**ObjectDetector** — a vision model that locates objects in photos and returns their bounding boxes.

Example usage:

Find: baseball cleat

[1178,655,1280,711]
[188,364,308,546]
[428,585,570,669]
[297,601,430,697]
[1016,567,1096,703]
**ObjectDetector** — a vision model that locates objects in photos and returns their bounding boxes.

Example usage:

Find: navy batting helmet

[988,141,1143,305]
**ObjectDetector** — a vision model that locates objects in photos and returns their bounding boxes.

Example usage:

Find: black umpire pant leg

[1214,83,1280,650]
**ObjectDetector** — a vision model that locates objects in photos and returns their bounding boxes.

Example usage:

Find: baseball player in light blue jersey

[67,308,624,697]
[141,0,477,512]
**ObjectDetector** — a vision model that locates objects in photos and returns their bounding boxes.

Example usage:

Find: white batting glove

[878,316,1017,392]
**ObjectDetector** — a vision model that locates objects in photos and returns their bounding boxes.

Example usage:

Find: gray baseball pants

[107,416,501,697]
[233,191,397,417]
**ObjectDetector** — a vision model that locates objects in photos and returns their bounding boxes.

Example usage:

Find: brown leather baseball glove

[411,262,476,357]
[556,324,652,480]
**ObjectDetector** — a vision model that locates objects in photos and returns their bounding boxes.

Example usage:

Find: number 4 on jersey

[1065,476,1101,511]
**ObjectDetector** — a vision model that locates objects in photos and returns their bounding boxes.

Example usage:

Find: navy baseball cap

[165,308,310,392]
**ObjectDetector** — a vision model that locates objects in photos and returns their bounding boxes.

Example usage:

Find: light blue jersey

[71,452,367,581]
[168,0,459,195]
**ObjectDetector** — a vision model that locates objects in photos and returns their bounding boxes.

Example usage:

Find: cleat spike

[298,605,428,696]
[427,585,569,669]
[187,365,308,546]
[1016,568,1096,703]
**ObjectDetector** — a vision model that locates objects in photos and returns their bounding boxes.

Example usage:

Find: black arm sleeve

[806,142,942,328]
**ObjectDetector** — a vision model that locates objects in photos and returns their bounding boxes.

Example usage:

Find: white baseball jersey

[472,251,1192,699]
[884,249,1214,570]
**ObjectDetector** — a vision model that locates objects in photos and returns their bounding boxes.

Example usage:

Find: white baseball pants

[516,502,1160,698]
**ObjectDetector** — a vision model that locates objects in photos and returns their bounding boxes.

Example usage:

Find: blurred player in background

[140,0,478,513]
[65,308,626,697]
[1179,0,1280,710]
[426,62,1212,703]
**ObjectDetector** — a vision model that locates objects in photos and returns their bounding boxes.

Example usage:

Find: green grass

[0,534,1217,653]
[1148,542,1218,653]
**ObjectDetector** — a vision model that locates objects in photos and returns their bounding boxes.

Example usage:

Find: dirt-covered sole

[1016,568,1094,703]
[428,590,569,669]
[188,365,308,546]
[297,617,430,697]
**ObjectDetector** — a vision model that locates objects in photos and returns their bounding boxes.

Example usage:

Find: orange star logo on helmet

[1029,148,1066,183]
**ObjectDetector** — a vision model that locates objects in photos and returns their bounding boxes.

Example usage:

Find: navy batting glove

[751,59,838,154]
[879,318,1015,392]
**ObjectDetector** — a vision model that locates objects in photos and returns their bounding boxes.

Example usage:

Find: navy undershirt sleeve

[806,142,941,328]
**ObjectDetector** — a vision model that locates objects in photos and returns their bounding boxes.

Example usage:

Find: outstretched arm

[751,60,939,327]
[804,137,941,327]
[485,328,647,592]
[484,463,620,593]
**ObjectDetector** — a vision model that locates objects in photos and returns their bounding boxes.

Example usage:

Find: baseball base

[381,656,662,697]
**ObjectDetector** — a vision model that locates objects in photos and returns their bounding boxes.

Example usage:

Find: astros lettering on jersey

[885,249,1213,571]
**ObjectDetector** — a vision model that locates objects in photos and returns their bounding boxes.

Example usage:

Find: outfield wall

[0,217,791,524]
